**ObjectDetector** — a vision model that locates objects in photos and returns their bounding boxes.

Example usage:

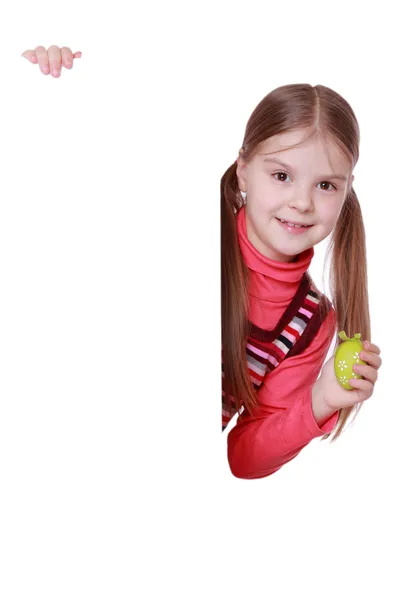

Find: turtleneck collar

[237,206,314,302]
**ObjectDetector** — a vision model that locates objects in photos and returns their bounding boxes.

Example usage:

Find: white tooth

[278,219,308,228]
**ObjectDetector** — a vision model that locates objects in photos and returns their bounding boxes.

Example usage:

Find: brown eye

[318,181,336,191]
[273,172,290,182]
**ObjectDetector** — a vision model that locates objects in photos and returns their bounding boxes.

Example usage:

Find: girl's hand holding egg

[312,331,382,418]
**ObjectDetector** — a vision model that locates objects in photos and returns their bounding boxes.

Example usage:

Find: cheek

[247,196,280,220]
[247,180,282,212]
[248,171,274,195]
[318,197,344,224]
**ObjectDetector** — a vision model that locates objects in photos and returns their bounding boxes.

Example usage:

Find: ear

[236,153,248,193]
[347,173,355,195]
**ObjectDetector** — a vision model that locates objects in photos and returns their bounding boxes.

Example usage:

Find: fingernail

[42,65,49,74]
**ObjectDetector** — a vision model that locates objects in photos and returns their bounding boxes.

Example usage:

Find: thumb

[21,50,37,62]
[73,51,82,59]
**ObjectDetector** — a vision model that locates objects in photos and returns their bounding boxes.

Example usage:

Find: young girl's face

[236,128,354,262]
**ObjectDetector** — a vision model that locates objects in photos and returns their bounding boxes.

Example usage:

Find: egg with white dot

[334,331,366,390]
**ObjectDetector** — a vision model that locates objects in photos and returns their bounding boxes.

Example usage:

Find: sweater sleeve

[227,307,339,479]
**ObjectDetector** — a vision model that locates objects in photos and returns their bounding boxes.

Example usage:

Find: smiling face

[236,128,354,262]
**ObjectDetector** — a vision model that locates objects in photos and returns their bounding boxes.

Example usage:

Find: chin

[272,235,309,249]
[258,241,298,262]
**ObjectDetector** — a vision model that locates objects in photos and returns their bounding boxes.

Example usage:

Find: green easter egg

[334,331,366,390]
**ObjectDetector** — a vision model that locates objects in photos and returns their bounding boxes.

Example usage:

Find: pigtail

[324,187,371,440]
[221,162,257,418]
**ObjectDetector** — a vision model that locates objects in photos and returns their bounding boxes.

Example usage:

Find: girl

[21,45,82,77]
[221,83,382,480]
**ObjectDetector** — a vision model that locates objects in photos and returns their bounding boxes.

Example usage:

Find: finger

[359,350,382,370]
[348,376,374,401]
[47,45,62,77]
[353,363,378,384]
[34,46,50,75]
[21,50,38,63]
[363,340,381,355]
[73,51,82,58]
[61,47,74,69]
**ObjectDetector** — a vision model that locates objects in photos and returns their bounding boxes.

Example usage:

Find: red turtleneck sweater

[226,208,339,479]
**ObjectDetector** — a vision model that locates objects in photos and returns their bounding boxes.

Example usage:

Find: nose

[288,184,314,212]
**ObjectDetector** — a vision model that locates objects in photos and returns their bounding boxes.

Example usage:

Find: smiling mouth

[276,218,313,228]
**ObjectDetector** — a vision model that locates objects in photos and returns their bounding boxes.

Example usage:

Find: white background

[0,1,398,598]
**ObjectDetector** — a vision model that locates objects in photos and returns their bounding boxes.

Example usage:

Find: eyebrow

[262,156,348,182]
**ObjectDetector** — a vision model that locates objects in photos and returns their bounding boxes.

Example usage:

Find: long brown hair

[221,84,370,441]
